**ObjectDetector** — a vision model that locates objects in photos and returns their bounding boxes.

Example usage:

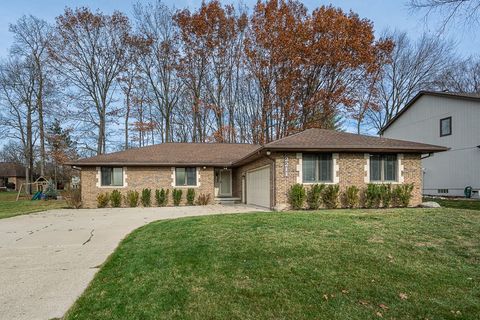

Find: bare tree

[48,8,137,155]
[368,31,454,131]
[409,0,480,29]
[435,56,480,92]
[9,15,52,176]
[0,58,38,191]
[0,141,25,164]
[134,1,183,143]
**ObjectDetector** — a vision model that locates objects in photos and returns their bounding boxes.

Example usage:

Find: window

[175,167,197,186]
[302,153,333,183]
[370,154,397,182]
[438,189,449,194]
[440,117,451,137]
[101,167,123,186]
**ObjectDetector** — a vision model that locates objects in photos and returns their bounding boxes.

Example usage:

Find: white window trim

[96,166,127,188]
[364,153,403,184]
[171,167,201,188]
[297,152,339,185]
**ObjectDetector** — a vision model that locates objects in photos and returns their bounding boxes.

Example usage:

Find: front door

[219,169,232,196]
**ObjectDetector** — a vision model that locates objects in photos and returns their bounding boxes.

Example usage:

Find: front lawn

[66,209,480,320]
[424,196,480,211]
[0,191,67,219]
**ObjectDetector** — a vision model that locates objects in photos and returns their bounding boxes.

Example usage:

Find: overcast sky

[0,0,478,58]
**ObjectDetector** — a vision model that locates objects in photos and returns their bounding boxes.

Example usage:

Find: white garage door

[246,166,271,208]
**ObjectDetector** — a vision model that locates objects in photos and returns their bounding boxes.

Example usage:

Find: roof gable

[380,91,480,134]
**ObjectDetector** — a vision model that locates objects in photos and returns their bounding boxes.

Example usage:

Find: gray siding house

[381,91,480,197]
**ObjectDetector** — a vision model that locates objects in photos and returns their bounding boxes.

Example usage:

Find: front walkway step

[215,197,241,205]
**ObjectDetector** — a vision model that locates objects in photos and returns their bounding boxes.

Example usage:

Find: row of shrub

[96,188,211,208]
[288,183,414,210]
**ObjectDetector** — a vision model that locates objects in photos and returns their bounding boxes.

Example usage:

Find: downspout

[420,153,433,196]
[265,151,276,210]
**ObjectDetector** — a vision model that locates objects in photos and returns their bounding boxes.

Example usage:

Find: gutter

[66,162,235,167]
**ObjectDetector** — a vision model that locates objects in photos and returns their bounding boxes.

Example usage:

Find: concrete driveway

[0,205,266,320]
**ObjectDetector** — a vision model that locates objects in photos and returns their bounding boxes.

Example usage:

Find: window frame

[100,167,124,187]
[302,153,333,184]
[369,154,398,183]
[440,116,452,137]
[175,167,198,187]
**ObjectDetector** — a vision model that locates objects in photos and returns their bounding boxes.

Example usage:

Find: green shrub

[44,180,58,200]
[65,188,82,209]
[393,184,414,207]
[172,189,183,206]
[96,192,110,208]
[380,184,393,208]
[196,193,211,205]
[186,188,195,205]
[365,184,382,208]
[343,185,359,208]
[306,184,325,210]
[155,189,169,207]
[125,190,139,207]
[141,188,152,207]
[110,190,122,208]
[288,184,306,210]
[322,185,340,209]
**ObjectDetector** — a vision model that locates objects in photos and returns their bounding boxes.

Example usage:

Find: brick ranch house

[69,129,447,209]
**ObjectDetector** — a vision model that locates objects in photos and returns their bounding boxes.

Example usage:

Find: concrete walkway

[0,205,266,320]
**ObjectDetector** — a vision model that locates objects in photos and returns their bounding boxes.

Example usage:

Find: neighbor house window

[175,167,197,186]
[440,116,451,137]
[101,167,124,186]
[370,154,397,182]
[302,153,333,183]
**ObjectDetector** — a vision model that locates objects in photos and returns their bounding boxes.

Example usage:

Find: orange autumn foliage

[245,0,393,143]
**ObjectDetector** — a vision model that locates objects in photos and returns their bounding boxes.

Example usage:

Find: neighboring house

[69,128,446,209]
[0,162,26,191]
[380,91,480,197]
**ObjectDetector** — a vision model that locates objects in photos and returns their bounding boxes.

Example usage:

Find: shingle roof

[262,128,447,153]
[380,90,480,134]
[70,129,447,167]
[0,162,25,177]
[70,143,261,167]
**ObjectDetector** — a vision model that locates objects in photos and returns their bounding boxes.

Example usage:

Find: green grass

[66,209,480,320]
[0,191,67,219]
[424,197,480,211]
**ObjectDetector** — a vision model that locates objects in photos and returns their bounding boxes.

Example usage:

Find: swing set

[16,176,49,201]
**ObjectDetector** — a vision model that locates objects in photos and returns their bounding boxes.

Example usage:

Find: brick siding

[273,152,423,210]
[79,152,422,209]
[80,166,215,208]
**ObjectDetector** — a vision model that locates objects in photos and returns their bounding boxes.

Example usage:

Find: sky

[0,0,478,58]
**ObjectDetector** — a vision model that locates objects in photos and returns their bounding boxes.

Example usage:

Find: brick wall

[79,152,423,209]
[274,152,423,210]
[401,153,423,206]
[80,166,215,208]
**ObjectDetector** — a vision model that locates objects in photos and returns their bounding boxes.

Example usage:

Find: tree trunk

[26,109,33,194]
[125,95,130,150]
[97,115,105,155]
[37,64,46,177]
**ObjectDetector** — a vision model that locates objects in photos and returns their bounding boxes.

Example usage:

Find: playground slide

[31,191,42,200]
